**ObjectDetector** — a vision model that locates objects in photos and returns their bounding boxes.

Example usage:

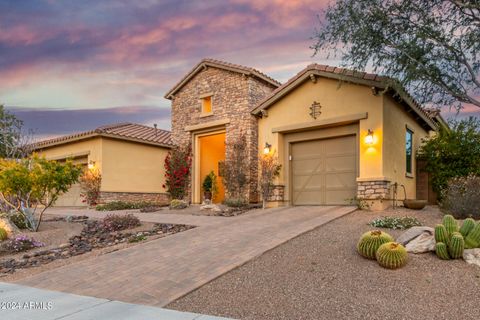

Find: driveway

[14,206,356,307]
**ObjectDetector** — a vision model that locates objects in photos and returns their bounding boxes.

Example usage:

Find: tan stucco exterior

[257,76,435,209]
[36,136,169,205]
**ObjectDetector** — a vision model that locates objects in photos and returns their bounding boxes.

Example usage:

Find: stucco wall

[258,77,384,185]
[382,95,430,199]
[101,137,169,193]
[37,137,103,169]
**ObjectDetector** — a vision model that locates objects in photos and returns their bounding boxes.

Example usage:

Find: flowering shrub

[163,145,192,200]
[369,216,422,230]
[80,168,102,206]
[102,214,141,232]
[440,174,480,219]
[1,235,44,253]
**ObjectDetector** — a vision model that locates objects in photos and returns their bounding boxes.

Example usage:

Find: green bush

[169,199,188,210]
[9,212,31,229]
[223,198,248,208]
[0,227,7,241]
[368,216,422,230]
[96,201,155,211]
[418,117,480,197]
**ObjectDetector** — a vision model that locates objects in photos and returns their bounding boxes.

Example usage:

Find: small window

[406,128,413,175]
[202,96,212,114]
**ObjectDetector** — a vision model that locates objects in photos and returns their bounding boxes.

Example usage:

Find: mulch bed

[0,216,194,275]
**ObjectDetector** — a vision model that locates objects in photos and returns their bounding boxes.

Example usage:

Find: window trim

[405,126,414,177]
[199,93,213,116]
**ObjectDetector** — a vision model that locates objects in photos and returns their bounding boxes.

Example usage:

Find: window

[202,96,212,114]
[406,128,413,175]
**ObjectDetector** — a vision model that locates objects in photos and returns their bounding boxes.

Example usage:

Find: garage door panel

[291,135,356,205]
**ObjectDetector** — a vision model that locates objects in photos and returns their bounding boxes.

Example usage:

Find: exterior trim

[272,113,368,133]
[184,119,230,132]
[45,151,90,161]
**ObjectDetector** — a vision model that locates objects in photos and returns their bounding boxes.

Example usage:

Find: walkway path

[16,206,355,307]
[0,282,232,320]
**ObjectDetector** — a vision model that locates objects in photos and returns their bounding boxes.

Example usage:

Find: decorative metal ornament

[309,101,322,119]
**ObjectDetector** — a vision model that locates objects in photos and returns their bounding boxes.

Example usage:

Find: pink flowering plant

[163,144,192,200]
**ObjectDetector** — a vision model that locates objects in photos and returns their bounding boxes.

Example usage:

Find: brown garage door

[291,135,357,205]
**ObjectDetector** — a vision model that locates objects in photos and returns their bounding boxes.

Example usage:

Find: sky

[1,0,478,140]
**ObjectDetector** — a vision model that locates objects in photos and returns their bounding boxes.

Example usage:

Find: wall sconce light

[88,160,96,169]
[364,129,375,145]
[263,142,271,154]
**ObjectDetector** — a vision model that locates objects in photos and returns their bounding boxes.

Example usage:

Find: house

[32,123,172,206]
[166,59,444,210]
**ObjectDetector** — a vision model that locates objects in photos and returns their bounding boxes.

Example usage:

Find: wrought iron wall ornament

[309,101,322,119]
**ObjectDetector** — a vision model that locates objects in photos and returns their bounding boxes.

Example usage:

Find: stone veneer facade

[170,66,277,203]
[356,180,391,210]
[99,192,169,205]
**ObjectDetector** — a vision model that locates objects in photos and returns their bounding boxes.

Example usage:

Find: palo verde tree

[0,155,82,231]
[312,0,480,110]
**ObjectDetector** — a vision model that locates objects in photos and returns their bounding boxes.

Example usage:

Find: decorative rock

[463,249,480,268]
[200,204,223,213]
[397,226,434,245]
[405,232,436,253]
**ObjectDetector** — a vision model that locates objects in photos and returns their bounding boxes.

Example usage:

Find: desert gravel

[167,206,480,320]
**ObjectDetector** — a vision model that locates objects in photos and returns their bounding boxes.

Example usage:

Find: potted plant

[202,171,218,202]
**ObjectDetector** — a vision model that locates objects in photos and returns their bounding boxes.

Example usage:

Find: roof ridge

[95,122,132,132]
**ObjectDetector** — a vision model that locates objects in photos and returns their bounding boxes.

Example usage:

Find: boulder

[405,232,436,253]
[463,249,480,268]
[200,204,222,213]
[0,217,20,237]
[397,226,434,245]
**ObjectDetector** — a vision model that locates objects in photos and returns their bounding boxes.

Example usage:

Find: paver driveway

[15,206,355,307]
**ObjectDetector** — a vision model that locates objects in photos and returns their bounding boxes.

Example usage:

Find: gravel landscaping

[167,206,480,320]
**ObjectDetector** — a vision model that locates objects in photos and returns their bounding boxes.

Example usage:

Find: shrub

[440,174,480,219]
[102,214,141,232]
[259,153,281,209]
[202,171,218,201]
[0,227,7,241]
[163,145,192,200]
[1,235,44,253]
[169,199,188,210]
[223,198,248,208]
[368,216,422,230]
[96,201,155,211]
[418,117,480,196]
[9,212,31,229]
[79,167,102,206]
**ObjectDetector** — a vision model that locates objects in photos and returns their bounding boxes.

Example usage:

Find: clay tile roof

[164,58,281,99]
[33,123,172,150]
[251,63,438,131]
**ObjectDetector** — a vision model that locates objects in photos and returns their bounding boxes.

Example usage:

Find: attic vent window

[201,96,212,115]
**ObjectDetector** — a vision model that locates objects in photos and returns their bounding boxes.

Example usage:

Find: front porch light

[88,160,96,170]
[364,129,375,145]
[263,142,271,154]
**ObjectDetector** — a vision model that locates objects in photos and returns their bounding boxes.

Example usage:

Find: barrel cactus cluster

[357,230,407,269]
[0,227,8,241]
[434,215,480,260]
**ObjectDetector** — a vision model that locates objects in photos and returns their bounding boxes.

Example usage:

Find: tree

[0,155,82,231]
[163,144,192,200]
[0,104,33,158]
[259,153,281,209]
[312,0,480,110]
[418,117,480,195]
[223,133,249,203]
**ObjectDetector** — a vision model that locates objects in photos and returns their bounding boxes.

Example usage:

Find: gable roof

[32,123,172,150]
[164,58,281,99]
[251,64,438,131]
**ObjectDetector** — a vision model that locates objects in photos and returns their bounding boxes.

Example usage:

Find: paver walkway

[0,282,232,320]
[16,206,355,307]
